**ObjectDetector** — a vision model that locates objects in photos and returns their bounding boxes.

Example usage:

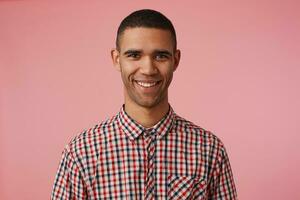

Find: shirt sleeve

[208,141,238,200]
[51,148,88,200]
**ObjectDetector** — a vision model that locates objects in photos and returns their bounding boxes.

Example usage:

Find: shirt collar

[117,104,175,141]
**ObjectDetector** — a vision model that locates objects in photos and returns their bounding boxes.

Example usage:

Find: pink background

[1,1,300,199]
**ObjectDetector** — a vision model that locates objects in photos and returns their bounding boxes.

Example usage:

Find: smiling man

[112,27,179,128]
[51,9,237,199]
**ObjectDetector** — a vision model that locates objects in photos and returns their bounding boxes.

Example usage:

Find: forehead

[118,27,174,52]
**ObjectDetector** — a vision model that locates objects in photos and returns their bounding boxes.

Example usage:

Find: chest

[87,134,209,199]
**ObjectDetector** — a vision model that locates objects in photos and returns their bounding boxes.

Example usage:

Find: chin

[135,96,167,109]
[126,90,168,109]
[136,100,159,109]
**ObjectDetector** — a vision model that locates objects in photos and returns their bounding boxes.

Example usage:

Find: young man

[51,9,237,199]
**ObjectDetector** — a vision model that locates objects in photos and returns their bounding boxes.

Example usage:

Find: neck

[124,100,169,128]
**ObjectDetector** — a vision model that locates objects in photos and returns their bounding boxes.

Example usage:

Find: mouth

[134,80,161,88]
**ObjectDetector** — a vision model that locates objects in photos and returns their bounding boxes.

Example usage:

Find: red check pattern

[144,131,156,199]
[51,105,237,199]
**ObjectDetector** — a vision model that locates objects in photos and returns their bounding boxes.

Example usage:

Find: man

[51,9,237,199]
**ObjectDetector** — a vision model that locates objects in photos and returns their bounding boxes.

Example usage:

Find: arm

[208,139,238,200]
[51,148,88,200]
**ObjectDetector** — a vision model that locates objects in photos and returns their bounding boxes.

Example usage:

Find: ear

[111,48,121,71]
[173,49,181,72]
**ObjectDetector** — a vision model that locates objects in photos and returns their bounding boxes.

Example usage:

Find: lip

[133,80,161,92]
[134,79,161,83]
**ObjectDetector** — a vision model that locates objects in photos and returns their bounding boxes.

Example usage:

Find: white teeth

[136,81,158,88]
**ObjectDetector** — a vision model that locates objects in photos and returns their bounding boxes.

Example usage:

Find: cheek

[160,65,174,78]
[160,67,174,86]
[120,67,136,84]
[120,60,138,74]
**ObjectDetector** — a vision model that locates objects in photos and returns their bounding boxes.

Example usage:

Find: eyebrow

[123,49,173,56]
[154,50,173,56]
[123,49,142,56]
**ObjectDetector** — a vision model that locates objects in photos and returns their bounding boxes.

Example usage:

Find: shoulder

[55,115,118,186]
[173,113,226,153]
[63,115,117,161]
[173,114,223,141]
[173,113,230,168]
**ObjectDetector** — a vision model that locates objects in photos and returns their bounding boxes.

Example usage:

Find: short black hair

[116,9,177,50]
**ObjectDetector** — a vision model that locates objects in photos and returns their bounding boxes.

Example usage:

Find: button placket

[144,129,157,200]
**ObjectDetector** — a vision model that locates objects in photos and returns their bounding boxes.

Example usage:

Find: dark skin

[111,27,180,127]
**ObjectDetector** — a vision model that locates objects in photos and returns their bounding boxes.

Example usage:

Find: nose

[139,56,158,75]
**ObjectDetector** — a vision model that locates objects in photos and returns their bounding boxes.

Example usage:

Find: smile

[135,81,160,88]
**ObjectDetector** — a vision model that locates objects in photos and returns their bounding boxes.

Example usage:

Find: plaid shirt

[51,105,237,199]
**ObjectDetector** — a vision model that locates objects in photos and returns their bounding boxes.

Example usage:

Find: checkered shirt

[51,105,237,199]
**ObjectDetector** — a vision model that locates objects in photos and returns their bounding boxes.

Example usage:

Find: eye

[155,54,169,61]
[127,53,140,59]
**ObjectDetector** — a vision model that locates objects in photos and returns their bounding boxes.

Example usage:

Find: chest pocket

[167,175,207,200]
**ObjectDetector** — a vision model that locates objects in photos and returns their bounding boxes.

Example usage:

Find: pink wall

[1,1,300,199]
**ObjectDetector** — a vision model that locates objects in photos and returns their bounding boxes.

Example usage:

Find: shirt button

[144,128,154,138]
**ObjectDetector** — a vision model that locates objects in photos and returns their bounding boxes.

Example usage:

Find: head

[116,9,177,52]
[111,9,181,110]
